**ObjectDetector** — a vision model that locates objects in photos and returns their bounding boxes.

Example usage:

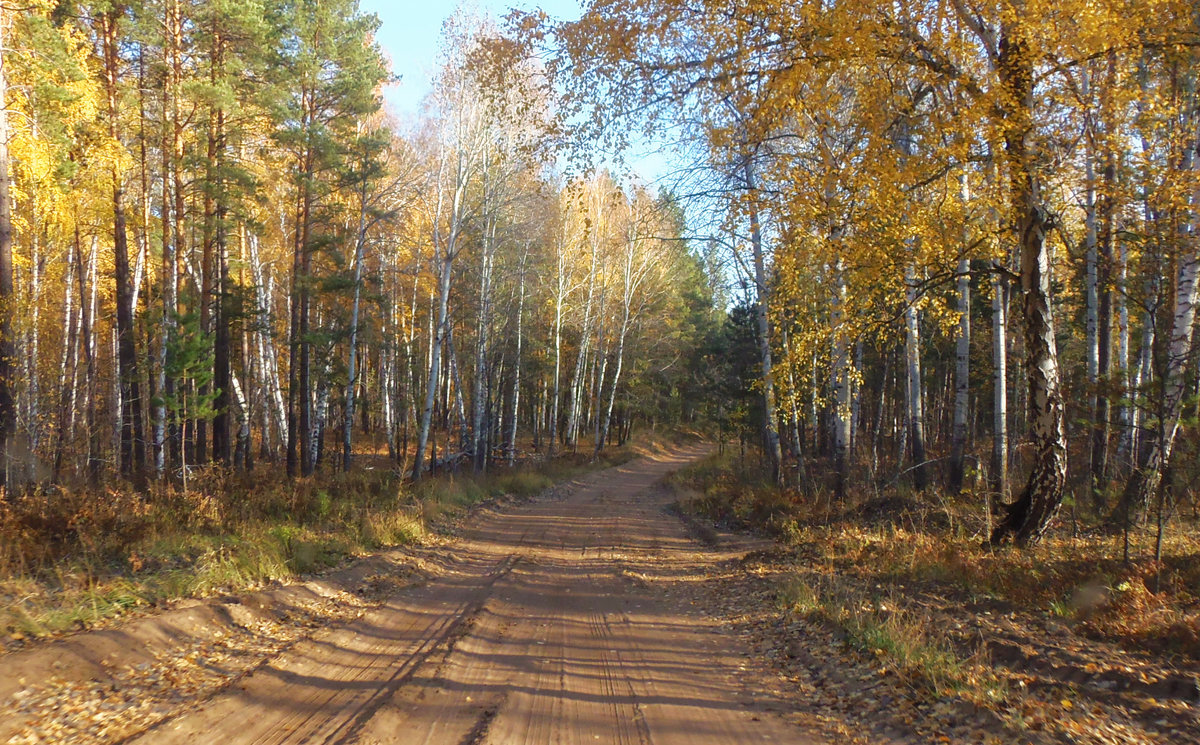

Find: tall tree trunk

[991,270,1009,500]
[53,232,81,482]
[0,13,15,494]
[81,236,101,483]
[548,238,567,456]
[596,296,629,459]
[1120,57,1158,469]
[343,152,371,472]
[950,248,971,493]
[102,8,145,485]
[831,265,852,499]
[414,251,454,479]
[989,21,1069,545]
[904,269,929,490]
[1129,278,1157,466]
[288,126,315,476]
[211,49,232,465]
[287,191,303,476]
[745,160,783,484]
[1116,254,1199,522]
[401,252,420,467]
[1116,118,1200,523]
[1092,55,1119,498]
[198,102,216,463]
[989,203,1067,546]
[507,247,528,466]
[566,230,599,450]
[471,212,496,472]
[1082,69,1115,504]
[155,18,176,478]
[1114,227,1132,470]
[249,235,285,455]
[589,299,609,454]
[414,145,469,477]
[1092,159,1115,499]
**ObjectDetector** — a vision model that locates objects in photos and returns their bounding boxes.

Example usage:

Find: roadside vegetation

[0,445,638,643]
[669,448,1200,713]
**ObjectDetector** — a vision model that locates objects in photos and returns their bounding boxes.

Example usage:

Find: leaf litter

[0,558,439,745]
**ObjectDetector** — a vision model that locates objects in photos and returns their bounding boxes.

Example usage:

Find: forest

[531,0,1200,547]
[0,0,720,490]
[2,1,1200,743]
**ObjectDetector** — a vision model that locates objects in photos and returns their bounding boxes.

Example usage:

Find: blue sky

[359,0,583,122]
[358,0,676,185]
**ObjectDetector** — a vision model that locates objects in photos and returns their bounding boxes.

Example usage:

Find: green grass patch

[779,573,1005,703]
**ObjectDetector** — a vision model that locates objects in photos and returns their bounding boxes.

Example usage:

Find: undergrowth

[777,573,1006,703]
[0,444,636,642]
[668,449,1200,702]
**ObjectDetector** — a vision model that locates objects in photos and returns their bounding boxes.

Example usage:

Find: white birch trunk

[566,209,601,450]
[831,263,852,498]
[596,236,634,457]
[1118,119,1200,520]
[507,247,528,465]
[342,165,371,472]
[250,235,286,454]
[950,254,971,492]
[950,172,972,492]
[904,269,929,490]
[413,142,468,478]
[745,160,783,484]
[548,236,567,456]
[471,208,496,472]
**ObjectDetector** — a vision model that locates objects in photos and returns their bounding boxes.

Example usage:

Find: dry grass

[0,446,638,643]
[670,450,1200,701]
[777,572,1006,702]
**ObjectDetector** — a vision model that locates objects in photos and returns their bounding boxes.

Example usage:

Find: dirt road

[124,445,815,744]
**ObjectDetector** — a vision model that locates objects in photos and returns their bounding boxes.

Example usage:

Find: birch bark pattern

[596,216,646,458]
[413,146,467,478]
[989,19,1069,546]
[904,271,928,491]
[548,234,568,456]
[745,161,783,485]
[507,247,528,466]
[566,190,602,450]
[949,249,970,493]
[1116,117,1200,522]
[472,181,496,473]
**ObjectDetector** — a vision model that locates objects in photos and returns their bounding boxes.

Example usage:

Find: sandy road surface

[131,445,817,745]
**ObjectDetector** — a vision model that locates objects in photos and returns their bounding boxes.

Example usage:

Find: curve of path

[133,444,819,745]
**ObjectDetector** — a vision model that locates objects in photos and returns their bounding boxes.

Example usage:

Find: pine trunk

[103,9,145,485]
[0,16,14,493]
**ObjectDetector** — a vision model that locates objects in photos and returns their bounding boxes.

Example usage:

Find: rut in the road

[26,447,822,745]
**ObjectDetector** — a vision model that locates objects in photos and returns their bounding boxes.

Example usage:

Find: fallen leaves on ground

[3,589,375,744]
[680,534,1200,745]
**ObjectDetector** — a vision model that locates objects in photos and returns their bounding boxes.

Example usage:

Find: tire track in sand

[134,445,821,745]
